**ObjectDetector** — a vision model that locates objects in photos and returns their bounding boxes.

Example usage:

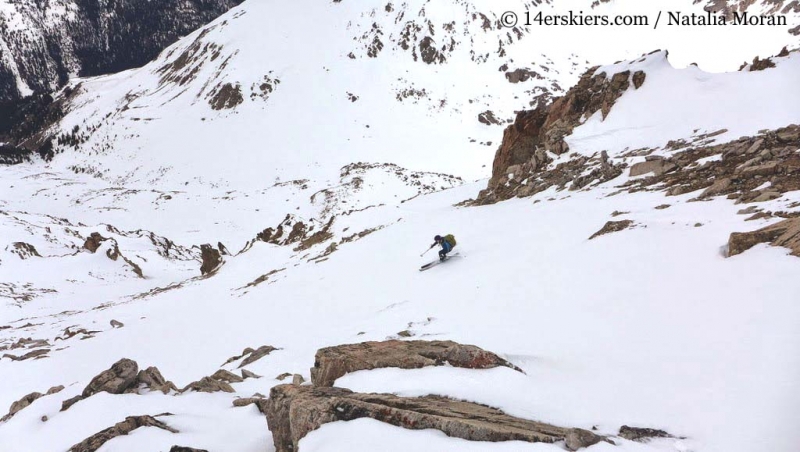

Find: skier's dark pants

[439,241,453,259]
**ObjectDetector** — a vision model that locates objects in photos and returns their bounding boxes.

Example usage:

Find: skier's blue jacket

[433,236,454,253]
[440,240,453,253]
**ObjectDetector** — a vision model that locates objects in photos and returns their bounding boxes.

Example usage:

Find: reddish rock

[310,340,522,387]
[480,63,641,203]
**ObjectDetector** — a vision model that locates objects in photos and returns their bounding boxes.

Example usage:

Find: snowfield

[2,179,799,452]
[1,1,800,452]
[569,50,800,156]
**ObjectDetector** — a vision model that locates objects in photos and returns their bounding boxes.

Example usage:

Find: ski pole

[420,246,433,257]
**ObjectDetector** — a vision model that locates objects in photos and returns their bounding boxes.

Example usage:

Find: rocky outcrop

[181,377,235,394]
[629,156,677,177]
[505,68,543,83]
[170,447,209,452]
[83,232,107,253]
[747,55,777,72]
[1,385,63,422]
[252,214,316,249]
[618,425,676,442]
[241,369,261,379]
[240,345,279,367]
[249,214,341,255]
[620,124,800,203]
[589,220,634,240]
[199,244,222,275]
[266,384,603,452]
[222,345,279,368]
[478,110,503,126]
[61,359,178,411]
[56,326,99,341]
[566,429,605,450]
[83,232,144,277]
[208,83,244,110]
[210,369,244,383]
[570,151,626,191]
[67,415,178,452]
[8,242,41,259]
[310,340,522,387]
[180,366,263,393]
[137,367,180,394]
[82,358,139,397]
[739,47,794,72]
[62,358,138,410]
[239,268,286,290]
[728,217,800,257]
[233,395,269,413]
[473,149,626,204]
[1,348,49,361]
[476,58,647,204]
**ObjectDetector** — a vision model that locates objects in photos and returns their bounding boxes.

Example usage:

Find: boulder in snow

[1,386,63,422]
[310,340,522,387]
[266,384,577,452]
[618,424,676,442]
[589,220,634,240]
[728,217,800,257]
[67,415,178,452]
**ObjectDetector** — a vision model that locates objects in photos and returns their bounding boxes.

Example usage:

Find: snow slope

[1,1,799,452]
[2,179,799,452]
[568,49,800,156]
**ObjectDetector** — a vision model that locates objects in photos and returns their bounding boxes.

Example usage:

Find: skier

[430,234,456,261]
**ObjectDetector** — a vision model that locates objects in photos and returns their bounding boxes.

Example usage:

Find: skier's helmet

[434,235,442,242]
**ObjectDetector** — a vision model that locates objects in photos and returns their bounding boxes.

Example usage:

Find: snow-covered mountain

[1,1,799,452]
[0,0,242,102]
[18,0,591,183]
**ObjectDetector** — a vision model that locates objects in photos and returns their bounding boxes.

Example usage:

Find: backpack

[444,234,456,247]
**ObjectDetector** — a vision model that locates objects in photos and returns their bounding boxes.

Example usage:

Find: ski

[419,252,460,271]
